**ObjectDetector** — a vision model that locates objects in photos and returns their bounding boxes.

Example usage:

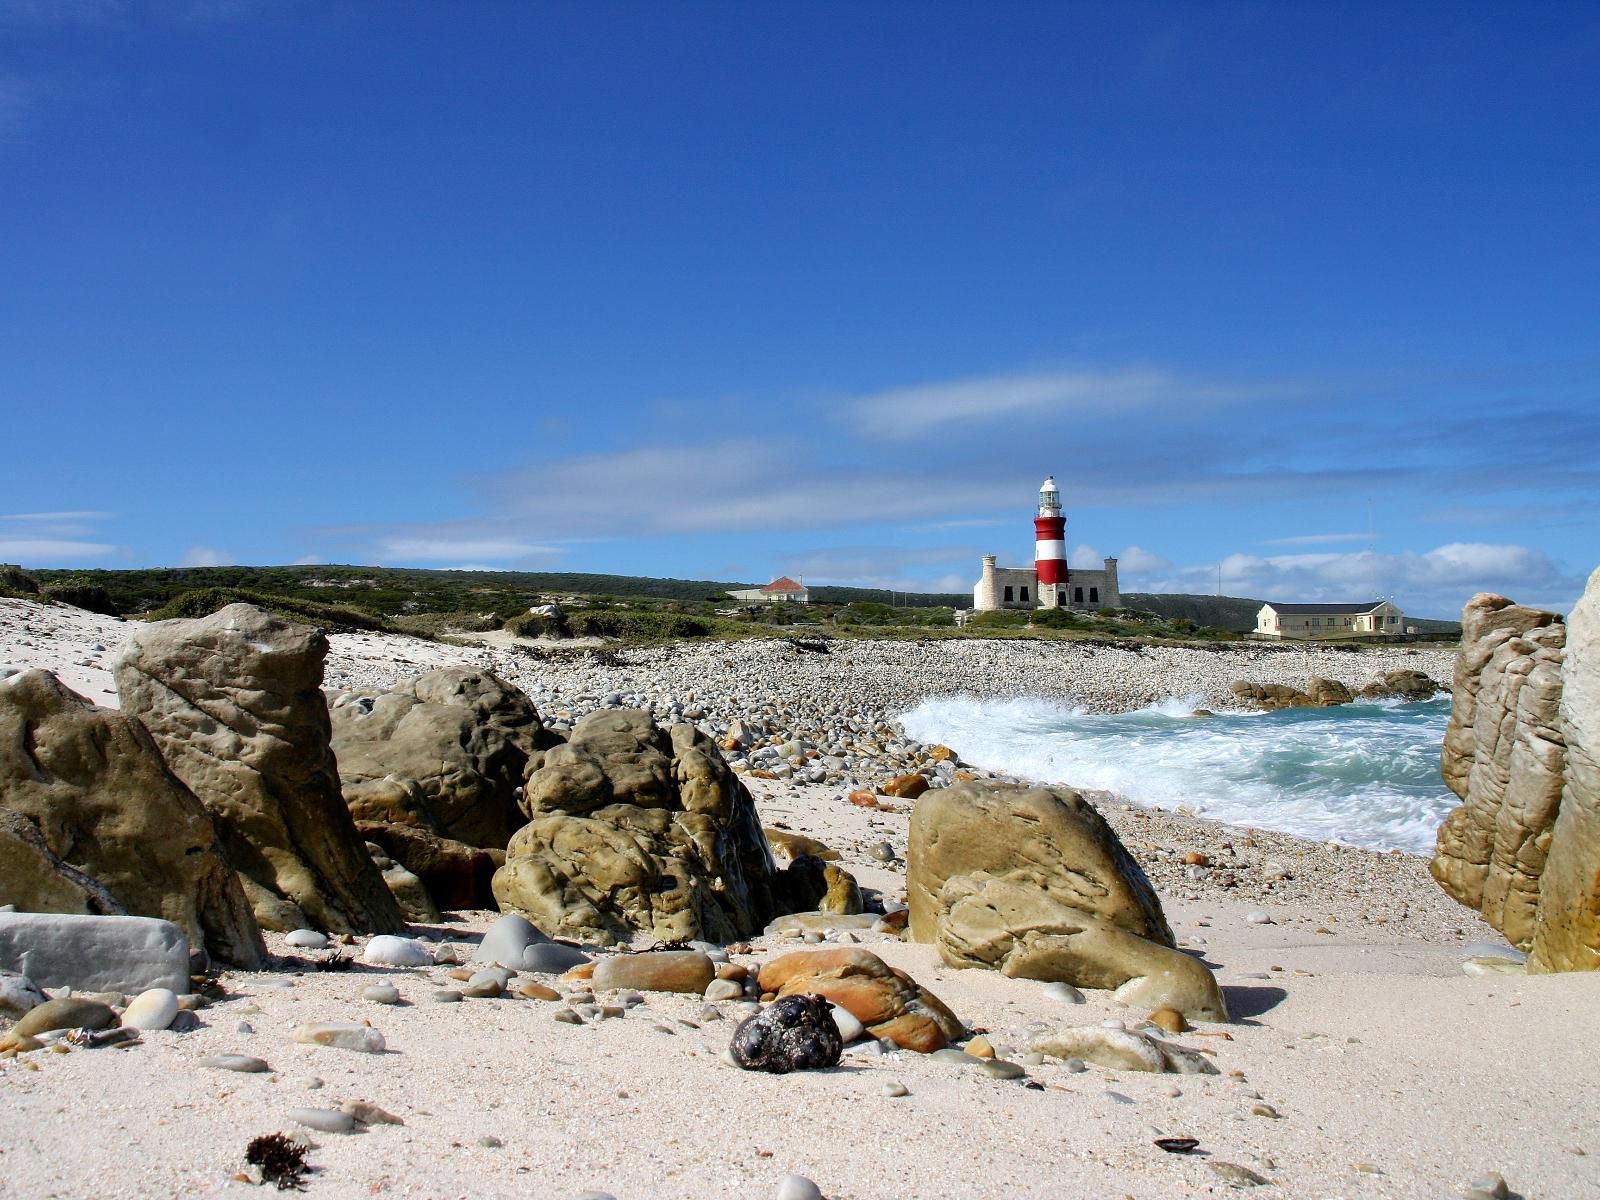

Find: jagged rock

[331,668,559,849]
[354,822,499,911]
[777,855,863,916]
[757,947,964,1052]
[907,781,1226,1020]
[0,807,125,917]
[1229,678,1351,710]
[114,604,403,936]
[936,872,1227,1021]
[365,843,442,924]
[1359,669,1442,701]
[1532,568,1600,972]
[0,670,264,967]
[1432,595,1567,950]
[492,709,783,944]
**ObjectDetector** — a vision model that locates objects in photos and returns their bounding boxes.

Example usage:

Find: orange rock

[715,962,749,982]
[954,771,978,783]
[562,962,596,981]
[756,947,963,1053]
[1183,851,1211,867]
[883,774,930,800]
[868,1013,948,1053]
[1148,1006,1186,1033]
[516,982,561,1001]
[965,1034,995,1058]
[848,789,882,809]
[928,744,953,761]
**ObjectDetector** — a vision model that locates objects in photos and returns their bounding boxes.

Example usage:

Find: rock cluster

[115,604,404,935]
[330,667,558,849]
[907,781,1227,1021]
[755,947,964,1052]
[0,669,264,967]
[1432,572,1600,971]
[493,709,795,944]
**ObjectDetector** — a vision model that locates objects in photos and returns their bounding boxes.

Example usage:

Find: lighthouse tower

[1034,476,1068,604]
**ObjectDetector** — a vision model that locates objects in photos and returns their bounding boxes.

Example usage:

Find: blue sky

[3,2,1596,617]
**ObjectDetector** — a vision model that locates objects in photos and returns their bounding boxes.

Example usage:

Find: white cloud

[374,538,561,563]
[0,510,114,521]
[290,554,323,566]
[0,538,116,562]
[1117,544,1171,573]
[179,546,234,567]
[1069,544,1102,568]
[848,367,1296,440]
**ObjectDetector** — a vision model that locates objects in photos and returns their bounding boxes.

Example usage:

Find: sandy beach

[1,596,1594,1200]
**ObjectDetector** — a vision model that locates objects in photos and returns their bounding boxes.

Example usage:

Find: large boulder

[0,670,264,967]
[354,821,500,911]
[1431,595,1567,950]
[1531,569,1600,972]
[114,604,404,936]
[1229,678,1351,710]
[908,781,1227,1021]
[492,709,784,944]
[1359,669,1442,701]
[0,912,190,994]
[330,668,559,849]
[757,947,964,1052]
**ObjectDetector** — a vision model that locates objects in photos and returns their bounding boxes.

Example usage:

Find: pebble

[1148,1007,1186,1034]
[431,989,464,1003]
[288,1107,356,1134]
[705,979,743,1002]
[478,1135,503,1149]
[1461,1172,1510,1200]
[290,1022,386,1053]
[881,1081,909,1097]
[1042,982,1085,1004]
[775,1174,823,1200]
[516,982,561,1001]
[978,1059,1026,1080]
[1063,1058,1088,1073]
[199,1054,270,1073]
[285,929,329,950]
[930,1048,984,1066]
[236,1022,255,1034]
[553,1008,584,1025]
[121,988,180,1031]
[870,842,896,862]
[469,967,515,989]
[829,1004,864,1044]
[341,1100,404,1126]
[1251,1103,1282,1119]
[1245,911,1273,925]
[362,984,401,1005]
[1103,1090,1135,1105]
[361,935,435,967]
[966,1035,995,1058]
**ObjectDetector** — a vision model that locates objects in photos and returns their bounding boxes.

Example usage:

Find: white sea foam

[899,694,1455,855]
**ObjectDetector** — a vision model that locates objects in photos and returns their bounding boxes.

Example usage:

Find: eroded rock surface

[492,709,784,944]
[0,669,263,966]
[331,668,558,849]
[114,604,403,935]
[908,781,1226,1021]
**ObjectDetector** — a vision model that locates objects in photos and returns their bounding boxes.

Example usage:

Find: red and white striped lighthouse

[1034,476,1067,587]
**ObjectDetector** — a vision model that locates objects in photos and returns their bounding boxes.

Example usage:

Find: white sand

[1,598,1595,1199]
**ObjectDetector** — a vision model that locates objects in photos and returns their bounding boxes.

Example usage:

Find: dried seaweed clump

[246,1133,310,1191]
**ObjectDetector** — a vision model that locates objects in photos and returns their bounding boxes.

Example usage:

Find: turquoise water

[898,693,1455,855]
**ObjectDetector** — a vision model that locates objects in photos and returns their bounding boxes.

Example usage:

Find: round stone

[704,979,743,1002]
[199,1054,270,1073]
[775,1174,823,1200]
[362,984,401,1005]
[288,1107,356,1134]
[1245,910,1273,925]
[285,929,329,950]
[1042,982,1085,1004]
[121,988,180,1031]
[829,1004,864,1044]
[431,989,464,1003]
[361,935,434,967]
[881,1081,909,1097]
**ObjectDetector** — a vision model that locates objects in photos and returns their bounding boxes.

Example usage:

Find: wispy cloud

[1260,532,1372,547]
[178,546,235,568]
[373,537,562,565]
[0,538,117,561]
[0,510,115,521]
[847,366,1301,440]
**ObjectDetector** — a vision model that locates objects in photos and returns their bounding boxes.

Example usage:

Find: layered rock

[1432,595,1567,950]
[0,669,264,967]
[492,709,784,944]
[330,668,558,849]
[114,604,403,935]
[908,781,1226,1021]
[1431,575,1600,971]
[1530,571,1600,971]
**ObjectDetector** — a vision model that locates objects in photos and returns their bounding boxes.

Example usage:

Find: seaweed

[245,1133,310,1190]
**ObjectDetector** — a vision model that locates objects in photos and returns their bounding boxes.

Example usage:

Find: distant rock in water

[1230,677,1352,710]
[330,667,560,850]
[492,708,788,944]
[1432,570,1600,972]
[907,780,1227,1022]
[115,603,404,936]
[0,669,264,968]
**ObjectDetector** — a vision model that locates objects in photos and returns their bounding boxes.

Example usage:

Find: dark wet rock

[729,993,843,1074]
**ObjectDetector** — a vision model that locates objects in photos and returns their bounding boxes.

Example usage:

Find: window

[1020,586,1030,602]
[1073,587,1083,603]
[1312,618,1320,627]
[1058,593,1067,606]
[1003,585,1013,602]
[1089,587,1099,603]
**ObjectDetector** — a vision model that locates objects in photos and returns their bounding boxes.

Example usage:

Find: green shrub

[140,587,399,633]
[969,609,1029,628]
[0,564,40,598]
[570,610,711,640]
[42,584,120,615]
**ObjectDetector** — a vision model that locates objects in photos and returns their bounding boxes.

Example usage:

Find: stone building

[1254,600,1405,639]
[972,478,1121,612]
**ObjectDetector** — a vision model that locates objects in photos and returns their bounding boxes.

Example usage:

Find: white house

[1256,600,1405,640]
[727,576,810,604]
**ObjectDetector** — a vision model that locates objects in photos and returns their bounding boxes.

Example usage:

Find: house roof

[1265,600,1389,615]
[762,576,806,593]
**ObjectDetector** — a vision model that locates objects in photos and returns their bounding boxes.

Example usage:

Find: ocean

[898,693,1456,855]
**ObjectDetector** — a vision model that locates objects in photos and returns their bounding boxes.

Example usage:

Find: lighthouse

[1034,476,1067,590]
